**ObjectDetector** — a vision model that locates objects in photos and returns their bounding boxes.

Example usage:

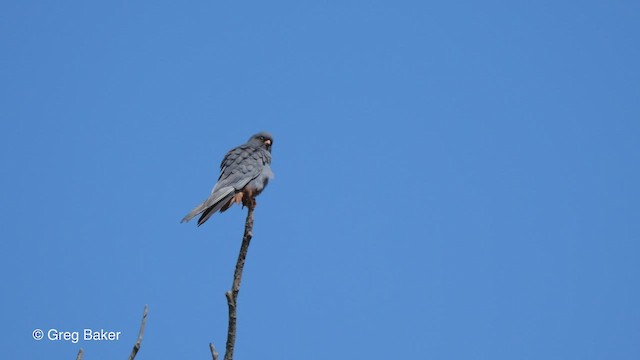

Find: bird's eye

[258,136,264,140]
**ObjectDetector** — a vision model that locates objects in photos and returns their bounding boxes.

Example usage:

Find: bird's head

[249,132,273,152]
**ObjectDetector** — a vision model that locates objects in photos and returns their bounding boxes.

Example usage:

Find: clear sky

[1,1,639,359]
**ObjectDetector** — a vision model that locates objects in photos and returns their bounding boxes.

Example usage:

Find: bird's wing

[214,144,271,193]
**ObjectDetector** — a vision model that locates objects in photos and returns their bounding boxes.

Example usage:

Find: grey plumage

[181,132,274,226]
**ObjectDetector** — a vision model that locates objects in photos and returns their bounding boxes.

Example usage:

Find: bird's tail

[180,187,235,226]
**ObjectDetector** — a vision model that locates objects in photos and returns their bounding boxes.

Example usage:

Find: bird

[181,132,274,226]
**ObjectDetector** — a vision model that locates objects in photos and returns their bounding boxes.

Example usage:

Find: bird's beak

[264,139,272,146]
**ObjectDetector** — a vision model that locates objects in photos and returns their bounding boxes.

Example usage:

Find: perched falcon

[181,132,274,226]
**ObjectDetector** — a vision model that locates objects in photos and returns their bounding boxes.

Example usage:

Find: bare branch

[222,205,255,360]
[75,348,83,360]
[210,342,219,360]
[128,304,149,360]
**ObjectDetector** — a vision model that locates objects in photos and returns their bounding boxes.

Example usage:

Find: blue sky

[1,1,639,359]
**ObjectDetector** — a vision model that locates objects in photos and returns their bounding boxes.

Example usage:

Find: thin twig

[223,205,255,360]
[210,342,219,360]
[75,348,83,360]
[128,304,149,360]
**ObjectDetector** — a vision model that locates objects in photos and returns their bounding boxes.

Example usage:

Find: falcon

[181,132,274,226]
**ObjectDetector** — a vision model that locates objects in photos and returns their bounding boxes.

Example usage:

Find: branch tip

[128,305,149,360]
